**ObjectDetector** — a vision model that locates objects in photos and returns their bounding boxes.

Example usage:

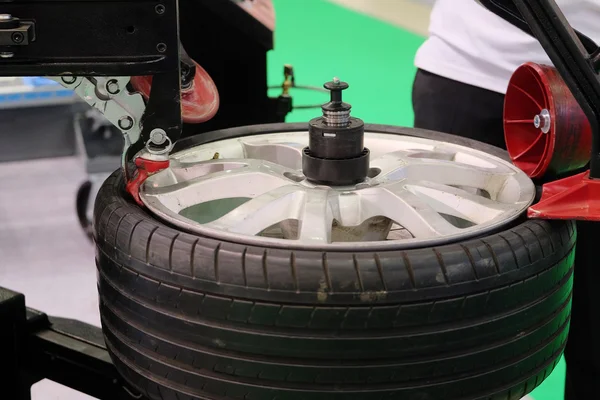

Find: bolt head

[106,80,120,95]
[323,80,349,91]
[11,32,23,44]
[118,116,134,131]
[150,128,167,145]
[533,115,541,129]
[156,43,167,53]
[61,76,77,85]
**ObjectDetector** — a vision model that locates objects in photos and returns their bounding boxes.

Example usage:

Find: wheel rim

[140,130,535,250]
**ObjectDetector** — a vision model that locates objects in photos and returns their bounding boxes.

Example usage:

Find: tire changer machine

[0,0,598,398]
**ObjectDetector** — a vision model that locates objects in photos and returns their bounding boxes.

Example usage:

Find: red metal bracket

[528,170,600,220]
[125,157,170,206]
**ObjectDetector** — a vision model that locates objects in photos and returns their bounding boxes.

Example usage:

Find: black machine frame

[1,286,149,399]
[0,0,184,159]
[2,0,598,399]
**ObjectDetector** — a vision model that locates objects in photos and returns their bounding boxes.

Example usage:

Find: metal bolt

[156,43,167,53]
[61,76,77,84]
[534,109,551,134]
[150,128,167,145]
[106,79,120,95]
[0,52,14,59]
[11,32,23,44]
[333,77,340,85]
[118,116,134,131]
[155,4,166,14]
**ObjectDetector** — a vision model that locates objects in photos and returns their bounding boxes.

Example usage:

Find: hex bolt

[106,79,120,95]
[150,128,167,145]
[11,32,24,44]
[118,116,134,131]
[61,76,77,85]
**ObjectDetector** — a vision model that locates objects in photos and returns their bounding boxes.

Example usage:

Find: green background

[266,0,566,399]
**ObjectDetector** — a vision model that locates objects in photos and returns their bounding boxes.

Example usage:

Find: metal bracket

[53,76,150,170]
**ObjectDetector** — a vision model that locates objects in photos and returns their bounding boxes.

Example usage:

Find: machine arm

[478,0,600,220]
[479,0,600,178]
[0,0,183,190]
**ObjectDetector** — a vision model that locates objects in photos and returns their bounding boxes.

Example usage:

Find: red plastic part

[504,62,591,178]
[126,157,170,206]
[130,60,220,124]
[528,170,600,220]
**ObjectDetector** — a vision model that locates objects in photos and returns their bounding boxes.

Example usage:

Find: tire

[94,123,575,400]
[76,180,93,241]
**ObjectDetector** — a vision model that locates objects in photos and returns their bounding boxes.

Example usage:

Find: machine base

[528,170,600,220]
[0,286,145,400]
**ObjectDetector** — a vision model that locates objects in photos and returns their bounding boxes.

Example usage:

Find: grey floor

[0,156,98,400]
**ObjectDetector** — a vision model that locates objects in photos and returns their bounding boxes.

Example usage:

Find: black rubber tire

[76,180,94,242]
[94,123,575,400]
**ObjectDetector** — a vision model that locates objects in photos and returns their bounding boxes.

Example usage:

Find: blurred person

[411,0,600,399]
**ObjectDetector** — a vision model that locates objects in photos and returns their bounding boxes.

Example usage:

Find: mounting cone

[504,62,591,178]
[131,60,220,124]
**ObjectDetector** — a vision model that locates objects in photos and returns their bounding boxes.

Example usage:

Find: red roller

[503,62,591,178]
[131,60,219,124]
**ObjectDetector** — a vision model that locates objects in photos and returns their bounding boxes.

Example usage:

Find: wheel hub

[302,78,370,185]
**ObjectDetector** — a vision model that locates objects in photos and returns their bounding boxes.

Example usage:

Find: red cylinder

[504,62,591,178]
[131,60,220,124]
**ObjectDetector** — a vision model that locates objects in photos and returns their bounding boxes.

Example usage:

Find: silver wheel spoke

[369,150,412,177]
[142,159,296,212]
[206,185,303,235]
[240,140,304,170]
[379,159,514,199]
[369,146,457,176]
[359,186,463,238]
[404,181,520,224]
[297,189,335,243]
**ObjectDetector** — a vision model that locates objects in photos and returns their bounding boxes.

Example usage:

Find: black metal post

[0,288,31,399]
[0,287,148,400]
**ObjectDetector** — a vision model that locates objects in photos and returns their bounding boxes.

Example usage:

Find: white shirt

[414,0,600,94]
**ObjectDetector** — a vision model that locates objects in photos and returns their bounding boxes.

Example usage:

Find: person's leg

[564,221,600,400]
[412,69,506,149]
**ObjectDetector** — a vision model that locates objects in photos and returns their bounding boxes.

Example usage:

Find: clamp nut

[149,128,167,145]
